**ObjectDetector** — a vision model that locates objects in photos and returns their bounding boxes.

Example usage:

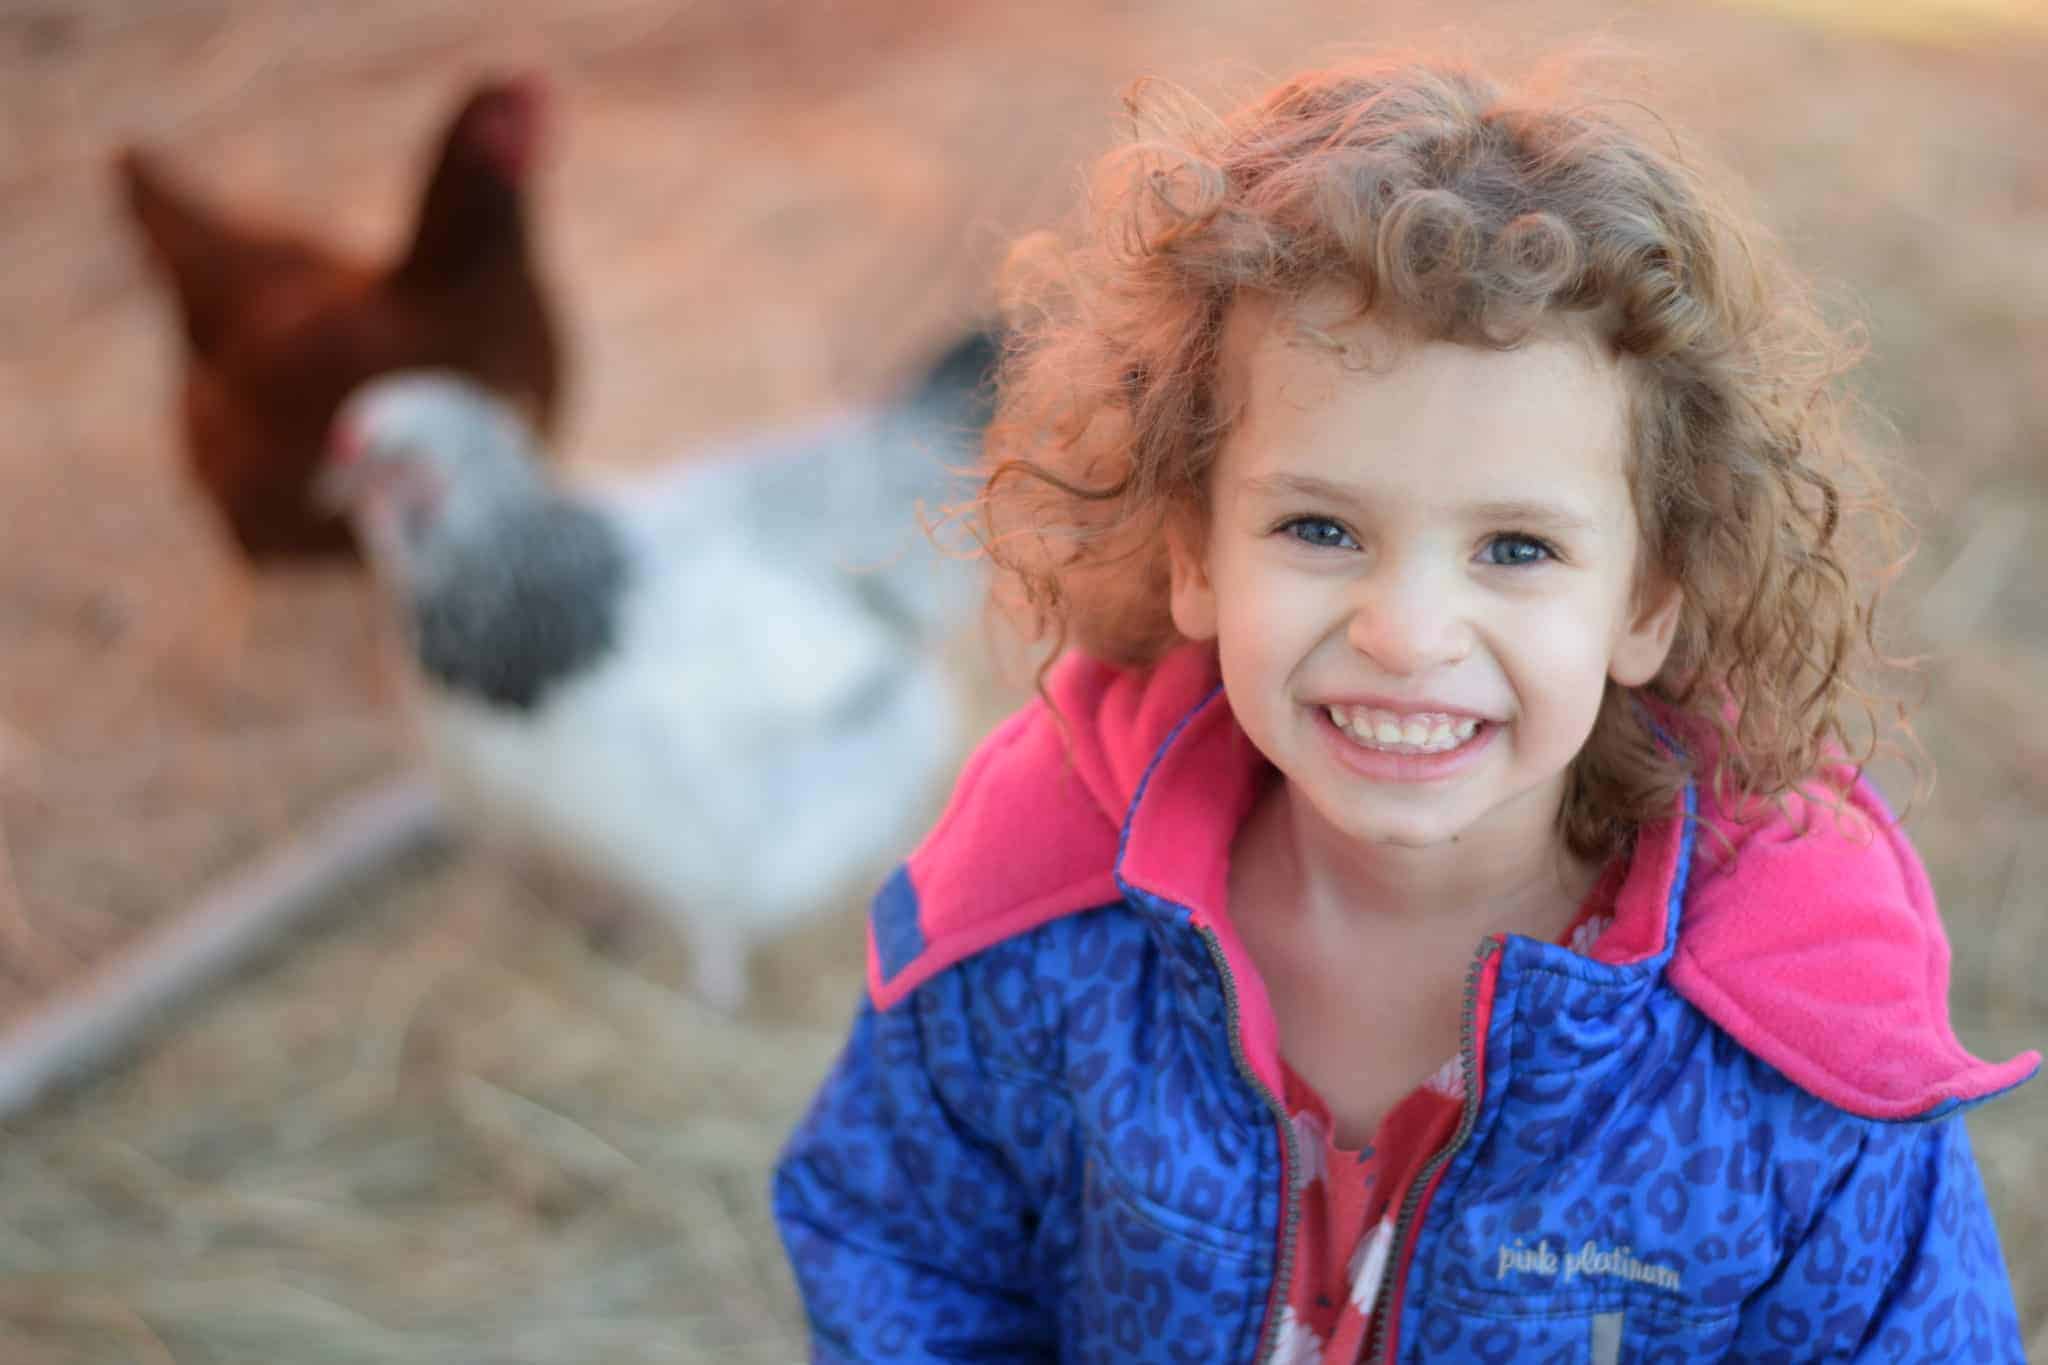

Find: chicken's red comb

[328,416,365,466]
[468,73,549,181]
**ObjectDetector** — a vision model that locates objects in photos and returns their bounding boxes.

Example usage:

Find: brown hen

[118,75,566,566]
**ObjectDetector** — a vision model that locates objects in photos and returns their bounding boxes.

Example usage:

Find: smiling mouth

[1323,704,1486,755]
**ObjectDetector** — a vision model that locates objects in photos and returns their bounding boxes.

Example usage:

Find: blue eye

[1281,517,1358,550]
[1482,534,1553,567]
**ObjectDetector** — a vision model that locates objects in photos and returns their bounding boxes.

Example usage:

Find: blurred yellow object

[1714,0,2048,45]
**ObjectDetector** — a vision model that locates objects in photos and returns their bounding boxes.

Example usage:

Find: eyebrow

[1237,472,1604,537]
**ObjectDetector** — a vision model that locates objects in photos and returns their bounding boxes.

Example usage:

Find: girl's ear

[1166,514,1220,642]
[1610,572,1683,688]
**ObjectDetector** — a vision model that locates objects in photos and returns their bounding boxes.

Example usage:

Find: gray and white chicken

[319,333,997,1011]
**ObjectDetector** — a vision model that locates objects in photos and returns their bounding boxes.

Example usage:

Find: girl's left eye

[1480,534,1554,567]
[1280,517,1358,550]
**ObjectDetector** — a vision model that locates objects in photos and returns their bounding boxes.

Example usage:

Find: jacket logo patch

[1495,1239,1682,1293]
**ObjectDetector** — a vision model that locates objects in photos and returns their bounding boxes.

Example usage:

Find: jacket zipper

[1359,935,1499,1365]
[1196,925,1301,1365]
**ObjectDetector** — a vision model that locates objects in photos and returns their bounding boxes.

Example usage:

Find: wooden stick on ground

[0,773,448,1120]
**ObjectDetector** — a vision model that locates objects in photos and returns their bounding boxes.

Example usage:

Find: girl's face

[1169,298,1680,858]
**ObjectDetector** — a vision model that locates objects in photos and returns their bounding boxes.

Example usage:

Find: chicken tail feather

[114,145,331,357]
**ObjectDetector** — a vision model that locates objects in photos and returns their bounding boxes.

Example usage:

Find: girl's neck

[1245,773,1600,946]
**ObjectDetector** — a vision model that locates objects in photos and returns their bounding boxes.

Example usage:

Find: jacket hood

[869,645,2037,1121]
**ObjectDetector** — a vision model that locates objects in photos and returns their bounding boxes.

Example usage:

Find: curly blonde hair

[975,54,1912,860]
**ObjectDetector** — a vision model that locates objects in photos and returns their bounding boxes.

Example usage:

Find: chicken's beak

[313,460,365,515]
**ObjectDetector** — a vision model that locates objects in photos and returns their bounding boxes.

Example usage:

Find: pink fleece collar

[871,645,2037,1120]
[1666,775,2037,1119]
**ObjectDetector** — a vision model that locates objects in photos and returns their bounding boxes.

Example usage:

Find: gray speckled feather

[410,496,630,711]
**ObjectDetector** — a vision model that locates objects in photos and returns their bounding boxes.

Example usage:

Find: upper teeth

[1326,706,1480,753]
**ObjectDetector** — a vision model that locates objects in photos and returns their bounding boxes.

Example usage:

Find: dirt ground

[1,0,2044,1360]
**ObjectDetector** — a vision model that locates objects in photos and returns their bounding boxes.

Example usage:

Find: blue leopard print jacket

[774,649,2038,1363]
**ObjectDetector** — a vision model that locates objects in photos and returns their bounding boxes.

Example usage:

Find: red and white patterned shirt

[1271,866,1623,1364]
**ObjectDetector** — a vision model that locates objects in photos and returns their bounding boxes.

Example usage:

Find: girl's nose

[1345,565,1472,676]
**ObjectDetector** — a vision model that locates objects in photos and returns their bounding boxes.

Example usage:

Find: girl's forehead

[1215,292,1633,488]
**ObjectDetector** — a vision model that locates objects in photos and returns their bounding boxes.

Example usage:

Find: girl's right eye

[1279,516,1358,551]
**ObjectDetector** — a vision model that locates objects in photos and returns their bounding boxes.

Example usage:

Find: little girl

[774,55,2036,1363]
